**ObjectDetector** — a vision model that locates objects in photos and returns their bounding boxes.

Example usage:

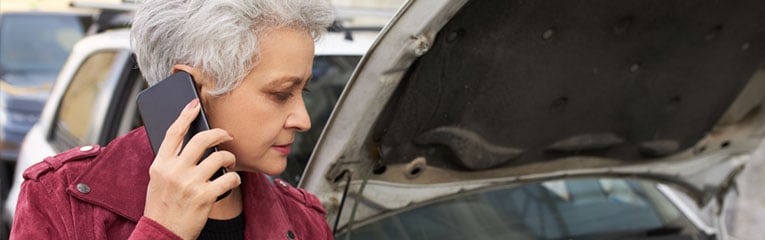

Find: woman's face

[185,27,314,176]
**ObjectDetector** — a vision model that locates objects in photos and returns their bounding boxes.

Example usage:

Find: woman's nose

[285,100,311,132]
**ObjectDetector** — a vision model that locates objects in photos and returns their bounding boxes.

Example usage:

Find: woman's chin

[237,157,288,177]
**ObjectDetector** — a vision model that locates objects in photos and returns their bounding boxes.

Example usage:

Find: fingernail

[185,98,199,110]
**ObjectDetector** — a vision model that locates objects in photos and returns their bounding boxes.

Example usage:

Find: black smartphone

[136,70,230,201]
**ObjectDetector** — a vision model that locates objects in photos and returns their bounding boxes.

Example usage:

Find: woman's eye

[272,92,293,102]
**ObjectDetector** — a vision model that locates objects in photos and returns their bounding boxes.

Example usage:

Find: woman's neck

[208,186,243,220]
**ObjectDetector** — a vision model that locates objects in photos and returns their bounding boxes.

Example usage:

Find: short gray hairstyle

[131,0,334,95]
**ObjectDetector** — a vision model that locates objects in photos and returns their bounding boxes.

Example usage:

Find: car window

[280,55,362,185]
[117,76,147,137]
[0,14,89,85]
[339,178,701,240]
[99,55,146,145]
[51,51,119,150]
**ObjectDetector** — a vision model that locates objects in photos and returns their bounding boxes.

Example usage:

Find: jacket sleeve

[10,179,68,239]
[129,217,183,240]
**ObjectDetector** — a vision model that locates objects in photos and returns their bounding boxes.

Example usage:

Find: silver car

[299,0,765,239]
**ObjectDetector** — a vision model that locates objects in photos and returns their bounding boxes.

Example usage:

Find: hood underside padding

[374,0,765,171]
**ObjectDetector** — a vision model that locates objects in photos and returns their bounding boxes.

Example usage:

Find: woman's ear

[171,64,213,94]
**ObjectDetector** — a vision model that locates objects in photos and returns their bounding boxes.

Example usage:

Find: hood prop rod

[335,146,384,236]
[333,169,352,234]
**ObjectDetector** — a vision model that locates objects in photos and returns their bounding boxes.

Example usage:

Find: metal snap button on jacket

[76,183,91,194]
[79,145,94,152]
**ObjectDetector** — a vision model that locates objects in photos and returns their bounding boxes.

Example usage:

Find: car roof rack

[332,7,395,40]
[334,7,397,21]
[69,1,136,34]
[328,21,384,41]
[70,1,136,12]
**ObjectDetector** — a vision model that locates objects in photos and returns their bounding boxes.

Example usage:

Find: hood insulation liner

[373,0,765,171]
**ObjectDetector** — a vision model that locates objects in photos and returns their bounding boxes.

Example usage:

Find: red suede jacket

[11,127,333,239]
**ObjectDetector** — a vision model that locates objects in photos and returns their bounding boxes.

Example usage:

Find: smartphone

[136,70,230,200]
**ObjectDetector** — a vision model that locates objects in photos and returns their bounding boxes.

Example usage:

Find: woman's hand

[143,99,241,240]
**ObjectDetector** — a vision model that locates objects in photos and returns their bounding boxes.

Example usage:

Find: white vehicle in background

[2,19,380,232]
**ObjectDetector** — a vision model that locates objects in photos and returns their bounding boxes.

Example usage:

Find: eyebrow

[266,75,313,90]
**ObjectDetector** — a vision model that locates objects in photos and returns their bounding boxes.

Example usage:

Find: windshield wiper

[608,226,687,240]
[644,226,684,236]
[560,226,687,240]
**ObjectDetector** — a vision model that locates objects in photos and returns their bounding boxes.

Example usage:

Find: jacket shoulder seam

[24,145,102,181]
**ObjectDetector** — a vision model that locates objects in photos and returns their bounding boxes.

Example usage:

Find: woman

[11,0,335,239]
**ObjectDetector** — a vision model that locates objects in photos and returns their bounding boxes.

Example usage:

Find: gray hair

[131,0,334,95]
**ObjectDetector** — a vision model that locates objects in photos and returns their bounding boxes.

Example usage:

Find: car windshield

[339,178,704,240]
[0,14,87,83]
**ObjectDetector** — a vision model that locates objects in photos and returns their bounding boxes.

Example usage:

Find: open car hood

[301,0,765,232]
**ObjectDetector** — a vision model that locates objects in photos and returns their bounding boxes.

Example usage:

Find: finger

[205,171,241,199]
[195,150,236,180]
[177,128,233,166]
[156,99,201,160]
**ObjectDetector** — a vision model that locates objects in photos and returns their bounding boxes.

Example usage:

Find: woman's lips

[273,144,292,155]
